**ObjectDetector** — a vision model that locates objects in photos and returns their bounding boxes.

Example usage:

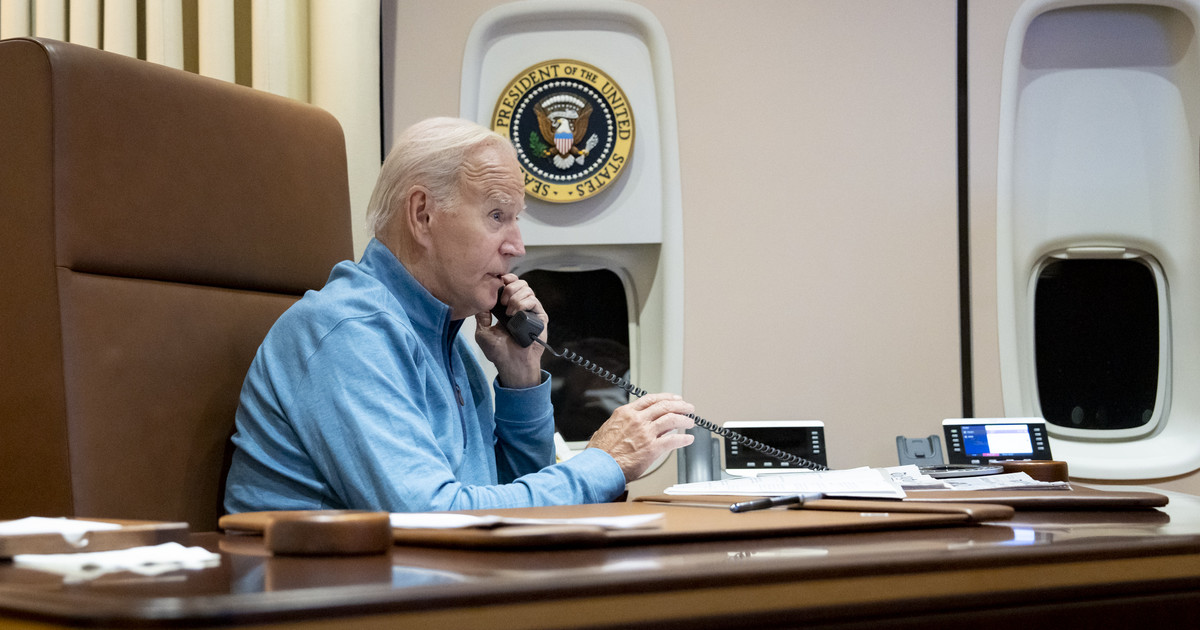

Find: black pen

[729,492,825,513]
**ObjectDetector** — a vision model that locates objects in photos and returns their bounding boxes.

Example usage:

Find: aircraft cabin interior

[2,1,1200,628]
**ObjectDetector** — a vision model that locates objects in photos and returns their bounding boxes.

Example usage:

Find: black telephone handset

[490,294,544,348]
[490,289,828,471]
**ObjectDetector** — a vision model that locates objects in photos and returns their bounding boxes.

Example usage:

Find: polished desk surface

[2,488,1200,629]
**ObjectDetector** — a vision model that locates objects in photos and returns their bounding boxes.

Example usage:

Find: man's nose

[501,226,525,257]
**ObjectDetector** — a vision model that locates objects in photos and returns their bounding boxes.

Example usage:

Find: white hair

[366,117,515,238]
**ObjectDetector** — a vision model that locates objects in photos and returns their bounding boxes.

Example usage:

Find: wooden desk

[2,491,1199,629]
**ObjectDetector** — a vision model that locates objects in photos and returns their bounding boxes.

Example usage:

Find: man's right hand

[475,275,547,389]
[586,393,696,482]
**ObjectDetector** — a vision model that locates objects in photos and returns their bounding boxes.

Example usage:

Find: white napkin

[13,542,220,583]
[0,516,123,547]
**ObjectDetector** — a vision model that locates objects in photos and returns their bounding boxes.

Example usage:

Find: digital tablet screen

[943,419,1052,464]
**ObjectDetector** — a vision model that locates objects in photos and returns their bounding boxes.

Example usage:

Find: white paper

[389,513,498,529]
[553,432,578,462]
[493,513,665,529]
[942,472,1071,491]
[0,517,123,547]
[13,542,220,583]
[883,465,952,490]
[663,467,907,499]
[389,512,664,530]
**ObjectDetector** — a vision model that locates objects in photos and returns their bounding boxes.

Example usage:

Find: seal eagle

[534,93,594,169]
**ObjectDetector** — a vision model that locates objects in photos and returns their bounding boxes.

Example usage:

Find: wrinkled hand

[586,393,696,482]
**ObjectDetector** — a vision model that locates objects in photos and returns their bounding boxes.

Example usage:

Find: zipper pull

[454,384,465,407]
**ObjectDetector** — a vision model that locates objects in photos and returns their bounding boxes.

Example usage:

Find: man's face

[426,143,527,319]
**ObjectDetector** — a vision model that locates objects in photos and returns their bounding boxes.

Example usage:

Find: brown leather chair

[0,38,354,531]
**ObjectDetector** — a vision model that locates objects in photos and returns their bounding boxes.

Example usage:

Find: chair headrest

[4,37,353,293]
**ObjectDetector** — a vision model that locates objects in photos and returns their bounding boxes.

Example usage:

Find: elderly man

[224,117,694,513]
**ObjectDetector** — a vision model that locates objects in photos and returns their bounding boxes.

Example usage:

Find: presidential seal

[492,59,634,203]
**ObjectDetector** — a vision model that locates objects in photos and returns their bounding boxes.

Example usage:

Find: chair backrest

[0,38,354,531]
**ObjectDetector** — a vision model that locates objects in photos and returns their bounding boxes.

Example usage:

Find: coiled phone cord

[534,338,829,471]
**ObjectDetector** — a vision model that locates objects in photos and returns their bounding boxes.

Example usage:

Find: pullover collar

[359,238,464,353]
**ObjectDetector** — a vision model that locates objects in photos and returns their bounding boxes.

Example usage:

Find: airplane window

[521,268,631,442]
[1035,259,1160,431]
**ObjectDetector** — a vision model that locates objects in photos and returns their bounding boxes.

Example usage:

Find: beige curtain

[0,0,379,255]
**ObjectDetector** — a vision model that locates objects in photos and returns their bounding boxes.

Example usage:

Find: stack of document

[884,465,1071,491]
[941,472,1070,491]
[664,467,906,499]
[662,466,1069,500]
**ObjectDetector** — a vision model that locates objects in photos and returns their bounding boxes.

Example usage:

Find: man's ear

[405,186,434,247]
